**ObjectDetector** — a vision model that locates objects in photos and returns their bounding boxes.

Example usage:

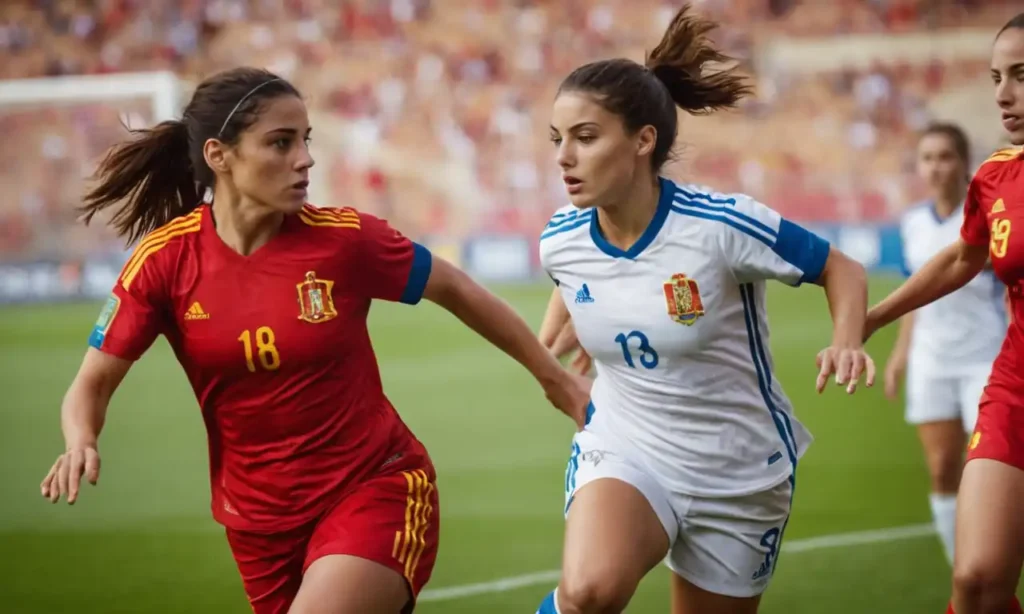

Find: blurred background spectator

[0,0,1020,261]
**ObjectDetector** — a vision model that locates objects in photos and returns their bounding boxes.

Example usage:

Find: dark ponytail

[645,6,753,115]
[557,4,752,172]
[81,120,198,246]
[80,66,301,245]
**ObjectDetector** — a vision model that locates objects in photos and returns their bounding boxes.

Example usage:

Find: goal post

[0,71,182,123]
[0,71,184,304]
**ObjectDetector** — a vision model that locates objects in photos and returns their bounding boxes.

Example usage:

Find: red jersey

[961,147,1024,404]
[88,204,434,532]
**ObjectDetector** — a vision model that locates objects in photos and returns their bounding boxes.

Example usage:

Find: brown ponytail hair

[556,4,752,171]
[82,120,196,246]
[80,67,301,245]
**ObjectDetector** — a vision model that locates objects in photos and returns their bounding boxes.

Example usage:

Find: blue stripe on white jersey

[670,186,830,286]
[546,209,592,229]
[541,209,594,241]
[671,191,778,242]
[740,283,798,472]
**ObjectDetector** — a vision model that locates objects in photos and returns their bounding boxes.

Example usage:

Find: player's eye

[273,138,291,150]
[550,135,562,146]
[578,134,596,144]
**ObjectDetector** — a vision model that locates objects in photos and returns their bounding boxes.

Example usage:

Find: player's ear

[636,125,657,158]
[203,138,232,175]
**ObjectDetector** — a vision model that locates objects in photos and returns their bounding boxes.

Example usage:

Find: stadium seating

[0,0,1020,258]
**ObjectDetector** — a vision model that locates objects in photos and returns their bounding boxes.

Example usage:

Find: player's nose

[296,148,315,170]
[995,80,1014,108]
[556,144,575,170]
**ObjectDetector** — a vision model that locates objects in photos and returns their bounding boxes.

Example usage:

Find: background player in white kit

[533,7,876,614]
[882,123,1007,565]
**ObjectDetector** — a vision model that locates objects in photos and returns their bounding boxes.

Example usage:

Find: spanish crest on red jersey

[296,270,338,323]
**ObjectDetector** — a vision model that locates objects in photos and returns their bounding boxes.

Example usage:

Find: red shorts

[225,465,440,614]
[966,398,1024,471]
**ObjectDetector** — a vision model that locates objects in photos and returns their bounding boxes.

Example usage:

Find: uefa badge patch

[88,294,121,348]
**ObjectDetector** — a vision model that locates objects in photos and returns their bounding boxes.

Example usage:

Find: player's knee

[952,558,1016,610]
[927,450,963,493]
[558,570,635,614]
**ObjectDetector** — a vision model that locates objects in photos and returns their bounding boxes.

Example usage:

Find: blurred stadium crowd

[0,0,1021,260]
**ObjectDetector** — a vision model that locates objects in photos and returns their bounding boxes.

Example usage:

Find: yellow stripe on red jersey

[119,209,202,290]
[298,205,360,229]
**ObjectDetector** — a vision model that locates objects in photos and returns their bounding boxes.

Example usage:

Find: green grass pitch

[0,277,1011,612]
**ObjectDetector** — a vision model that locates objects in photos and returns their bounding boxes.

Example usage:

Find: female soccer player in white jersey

[883,123,1006,566]
[533,6,876,614]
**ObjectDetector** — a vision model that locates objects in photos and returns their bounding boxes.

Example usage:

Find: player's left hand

[815,345,875,394]
[40,444,101,505]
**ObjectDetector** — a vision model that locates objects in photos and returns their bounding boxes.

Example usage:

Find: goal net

[0,71,181,304]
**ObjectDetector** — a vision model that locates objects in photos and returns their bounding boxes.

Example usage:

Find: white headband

[217,79,282,138]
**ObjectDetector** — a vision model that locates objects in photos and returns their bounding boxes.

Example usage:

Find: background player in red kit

[38,67,591,614]
[865,13,1024,614]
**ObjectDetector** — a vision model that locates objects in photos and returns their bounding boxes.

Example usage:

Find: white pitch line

[418,522,935,602]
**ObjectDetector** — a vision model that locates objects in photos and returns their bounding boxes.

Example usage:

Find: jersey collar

[927,199,964,224]
[589,176,674,259]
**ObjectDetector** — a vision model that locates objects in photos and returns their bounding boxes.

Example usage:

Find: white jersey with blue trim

[540,177,830,497]
[900,201,1005,375]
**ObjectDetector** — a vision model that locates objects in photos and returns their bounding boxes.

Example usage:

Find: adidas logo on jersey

[992,198,1006,214]
[184,301,210,320]
[575,284,595,304]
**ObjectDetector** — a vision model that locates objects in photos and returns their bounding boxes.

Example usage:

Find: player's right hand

[543,371,592,430]
[41,445,101,505]
[883,354,907,401]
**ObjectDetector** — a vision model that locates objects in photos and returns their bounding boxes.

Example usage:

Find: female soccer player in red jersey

[38,67,591,614]
[865,13,1024,614]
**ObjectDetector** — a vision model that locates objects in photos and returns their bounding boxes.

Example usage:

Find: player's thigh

[561,431,673,609]
[299,465,439,614]
[956,368,991,433]
[225,526,310,614]
[668,477,793,613]
[956,402,1024,590]
[290,555,408,614]
[905,369,959,426]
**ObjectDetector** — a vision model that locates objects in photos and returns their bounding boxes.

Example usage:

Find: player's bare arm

[866,238,989,340]
[539,286,571,348]
[41,348,132,504]
[883,311,915,401]
[813,247,876,394]
[537,287,592,374]
[421,257,591,428]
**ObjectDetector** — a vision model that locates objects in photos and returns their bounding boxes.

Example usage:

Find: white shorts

[905,365,990,433]
[564,430,794,598]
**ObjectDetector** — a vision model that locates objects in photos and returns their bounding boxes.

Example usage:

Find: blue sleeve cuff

[400,242,433,305]
[773,219,831,285]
